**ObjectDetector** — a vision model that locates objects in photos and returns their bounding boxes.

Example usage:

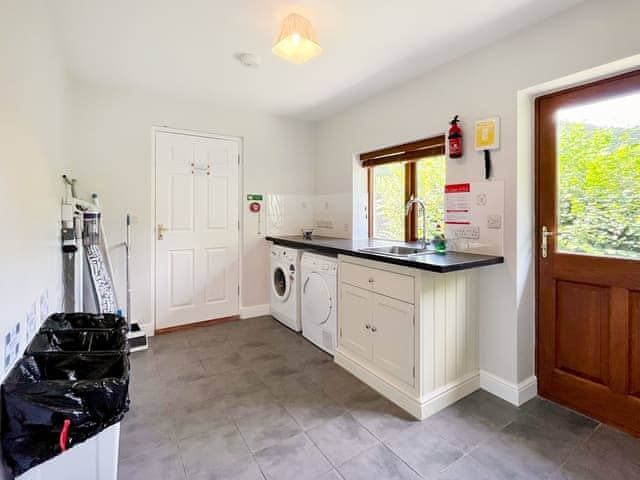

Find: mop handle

[125,214,132,329]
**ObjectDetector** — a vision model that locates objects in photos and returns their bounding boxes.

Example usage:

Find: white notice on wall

[444,180,504,256]
[445,183,471,225]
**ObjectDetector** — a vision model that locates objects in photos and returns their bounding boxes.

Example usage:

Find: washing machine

[270,245,303,331]
[301,252,338,355]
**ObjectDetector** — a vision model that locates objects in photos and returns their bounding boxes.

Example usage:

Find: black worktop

[266,235,504,273]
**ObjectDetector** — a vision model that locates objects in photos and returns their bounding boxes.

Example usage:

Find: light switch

[487,214,502,229]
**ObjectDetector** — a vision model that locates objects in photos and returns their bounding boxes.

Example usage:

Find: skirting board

[240,304,270,319]
[479,370,538,406]
[335,351,480,420]
[146,306,270,335]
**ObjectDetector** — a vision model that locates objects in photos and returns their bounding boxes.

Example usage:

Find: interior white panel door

[372,293,415,386]
[155,131,239,329]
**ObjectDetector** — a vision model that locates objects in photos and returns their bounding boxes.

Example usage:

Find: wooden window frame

[365,135,445,242]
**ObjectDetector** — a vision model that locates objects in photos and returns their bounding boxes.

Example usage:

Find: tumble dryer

[300,252,337,355]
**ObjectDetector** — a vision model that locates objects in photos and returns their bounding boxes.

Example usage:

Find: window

[363,136,446,242]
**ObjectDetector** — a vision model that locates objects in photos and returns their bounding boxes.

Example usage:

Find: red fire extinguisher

[448,115,463,158]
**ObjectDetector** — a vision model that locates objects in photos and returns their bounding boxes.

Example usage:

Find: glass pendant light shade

[272,13,322,64]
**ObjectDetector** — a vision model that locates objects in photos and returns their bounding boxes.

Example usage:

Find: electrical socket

[316,219,334,229]
[455,226,480,240]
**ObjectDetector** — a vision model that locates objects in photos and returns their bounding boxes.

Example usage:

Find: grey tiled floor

[119,316,640,480]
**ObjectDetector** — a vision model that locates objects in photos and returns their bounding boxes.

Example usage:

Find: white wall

[314,0,640,386]
[0,0,70,375]
[69,83,315,331]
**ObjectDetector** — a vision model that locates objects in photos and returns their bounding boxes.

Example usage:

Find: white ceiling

[49,0,581,120]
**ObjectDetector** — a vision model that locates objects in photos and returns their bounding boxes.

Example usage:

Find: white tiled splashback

[266,194,314,236]
[266,193,352,239]
[313,194,353,239]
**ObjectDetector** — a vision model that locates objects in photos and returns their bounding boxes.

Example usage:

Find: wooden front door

[536,70,640,436]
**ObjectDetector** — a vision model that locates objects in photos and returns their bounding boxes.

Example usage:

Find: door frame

[149,126,243,334]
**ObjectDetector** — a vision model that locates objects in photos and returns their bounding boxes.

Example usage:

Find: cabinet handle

[365,324,371,330]
[371,326,377,333]
[368,277,374,283]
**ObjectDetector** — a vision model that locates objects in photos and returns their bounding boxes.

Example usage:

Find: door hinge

[339,327,342,337]
[237,154,240,165]
[237,285,240,296]
[412,365,415,378]
[238,220,240,231]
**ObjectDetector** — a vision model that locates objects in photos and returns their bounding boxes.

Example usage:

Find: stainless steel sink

[359,245,436,257]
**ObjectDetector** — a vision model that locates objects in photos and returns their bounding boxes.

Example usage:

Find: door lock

[157,224,168,240]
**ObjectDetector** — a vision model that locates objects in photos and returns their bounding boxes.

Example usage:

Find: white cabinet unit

[340,261,414,304]
[371,294,415,386]
[336,255,478,420]
[17,423,120,480]
[339,283,373,361]
[339,284,415,387]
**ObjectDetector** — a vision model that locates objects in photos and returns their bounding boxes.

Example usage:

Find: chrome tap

[405,195,428,249]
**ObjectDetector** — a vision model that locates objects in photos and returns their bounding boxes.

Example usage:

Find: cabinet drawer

[340,261,414,304]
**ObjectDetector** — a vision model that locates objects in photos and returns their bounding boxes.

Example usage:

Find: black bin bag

[2,313,130,476]
[27,330,127,353]
[43,312,127,331]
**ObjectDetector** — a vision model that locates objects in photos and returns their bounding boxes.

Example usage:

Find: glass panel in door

[556,92,640,259]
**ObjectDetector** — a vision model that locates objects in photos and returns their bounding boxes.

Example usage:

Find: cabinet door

[372,294,415,386]
[339,283,373,361]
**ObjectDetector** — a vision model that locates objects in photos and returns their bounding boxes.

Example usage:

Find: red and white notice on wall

[444,183,471,225]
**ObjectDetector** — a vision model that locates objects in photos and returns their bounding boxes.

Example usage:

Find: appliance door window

[272,266,291,301]
[302,272,332,325]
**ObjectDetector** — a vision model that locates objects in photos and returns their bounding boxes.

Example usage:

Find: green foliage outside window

[416,156,446,239]
[557,122,640,258]
[373,156,446,241]
[373,163,405,240]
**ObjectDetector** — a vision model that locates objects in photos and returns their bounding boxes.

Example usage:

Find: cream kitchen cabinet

[339,284,415,387]
[339,283,373,361]
[336,255,479,420]
[371,294,415,386]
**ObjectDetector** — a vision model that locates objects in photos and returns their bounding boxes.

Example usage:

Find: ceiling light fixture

[272,13,322,64]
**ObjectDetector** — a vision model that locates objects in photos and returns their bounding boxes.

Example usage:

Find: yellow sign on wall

[474,117,500,151]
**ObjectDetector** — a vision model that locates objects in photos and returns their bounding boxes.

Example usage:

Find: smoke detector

[234,52,260,68]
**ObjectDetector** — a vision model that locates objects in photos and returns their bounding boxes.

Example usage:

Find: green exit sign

[247,194,263,201]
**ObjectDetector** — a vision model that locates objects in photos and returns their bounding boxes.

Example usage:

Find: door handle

[541,226,564,258]
[371,326,377,333]
[157,224,168,240]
